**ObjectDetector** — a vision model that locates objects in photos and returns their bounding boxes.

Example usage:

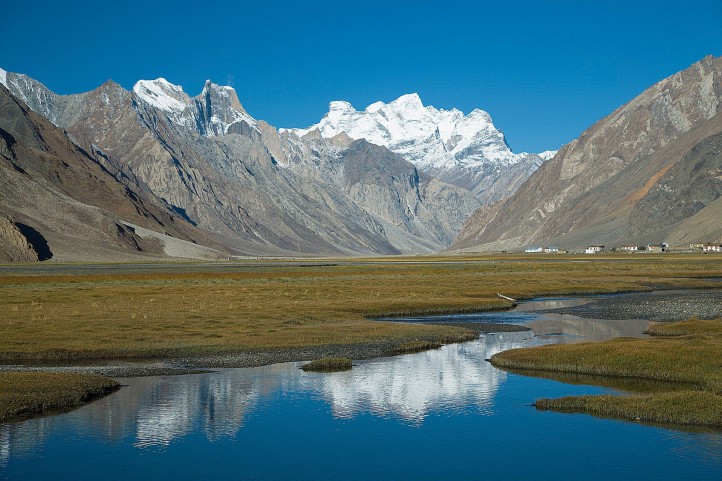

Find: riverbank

[540,289,722,321]
[2,254,720,362]
[0,321,532,377]
[0,372,120,422]
[491,318,722,428]
[1,254,721,422]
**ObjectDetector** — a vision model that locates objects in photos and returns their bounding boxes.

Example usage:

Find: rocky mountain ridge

[0,69,481,259]
[0,82,225,262]
[452,55,722,251]
[4,56,717,261]
[286,93,555,203]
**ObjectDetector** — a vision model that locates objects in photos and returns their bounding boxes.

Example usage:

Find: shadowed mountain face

[1,71,481,259]
[452,56,722,251]
[0,84,224,262]
[0,214,40,262]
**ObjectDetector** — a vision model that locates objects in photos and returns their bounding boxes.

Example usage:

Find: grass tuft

[0,372,120,422]
[392,340,442,355]
[301,357,353,372]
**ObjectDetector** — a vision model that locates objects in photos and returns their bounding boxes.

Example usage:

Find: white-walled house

[585,245,604,254]
[646,242,669,253]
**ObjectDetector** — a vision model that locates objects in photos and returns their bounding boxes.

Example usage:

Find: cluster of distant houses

[523,246,559,253]
[524,242,722,254]
[689,243,722,253]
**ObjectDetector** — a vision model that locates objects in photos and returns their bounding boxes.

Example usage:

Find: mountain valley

[1,56,721,261]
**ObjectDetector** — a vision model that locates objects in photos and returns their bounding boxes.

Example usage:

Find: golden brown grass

[491,318,722,428]
[0,253,720,361]
[0,372,120,422]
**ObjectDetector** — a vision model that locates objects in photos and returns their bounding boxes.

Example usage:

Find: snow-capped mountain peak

[329,100,354,111]
[133,78,190,113]
[286,93,522,171]
[389,92,423,108]
[132,78,258,137]
[538,150,557,161]
[365,100,385,113]
[0,67,7,88]
[284,93,557,203]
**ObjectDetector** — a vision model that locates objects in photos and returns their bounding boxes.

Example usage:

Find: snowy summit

[286,93,554,173]
[132,78,257,136]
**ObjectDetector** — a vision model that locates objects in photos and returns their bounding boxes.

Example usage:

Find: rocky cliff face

[286,93,554,203]
[339,140,480,248]
[0,84,222,261]
[452,56,722,251]
[132,78,259,138]
[1,70,481,257]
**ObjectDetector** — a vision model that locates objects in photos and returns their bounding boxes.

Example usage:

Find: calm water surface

[2,297,721,480]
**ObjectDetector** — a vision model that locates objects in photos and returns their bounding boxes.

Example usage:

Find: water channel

[2,295,721,480]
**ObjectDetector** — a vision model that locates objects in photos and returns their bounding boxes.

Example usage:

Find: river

[1,296,721,480]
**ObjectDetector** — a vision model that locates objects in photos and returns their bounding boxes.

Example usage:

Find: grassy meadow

[491,318,722,427]
[1,253,721,361]
[0,253,721,425]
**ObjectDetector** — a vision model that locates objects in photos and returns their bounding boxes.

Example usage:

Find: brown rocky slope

[2,73,481,257]
[0,84,222,262]
[452,55,722,251]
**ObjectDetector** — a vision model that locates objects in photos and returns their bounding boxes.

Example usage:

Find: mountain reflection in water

[0,332,538,459]
[0,300,655,457]
[2,295,721,480]
[303,332,536,422]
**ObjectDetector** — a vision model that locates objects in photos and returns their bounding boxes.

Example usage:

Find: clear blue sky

[2,0,721,152]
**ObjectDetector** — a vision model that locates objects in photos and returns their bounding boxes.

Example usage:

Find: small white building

[525,247,543,253]
[544,247,559,253]
[585,245,604,254]
[647,242,669,253]
[702,244,722,252]
[620,245,638,252]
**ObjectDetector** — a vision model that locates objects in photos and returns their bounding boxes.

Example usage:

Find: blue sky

[2,0,721,152]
